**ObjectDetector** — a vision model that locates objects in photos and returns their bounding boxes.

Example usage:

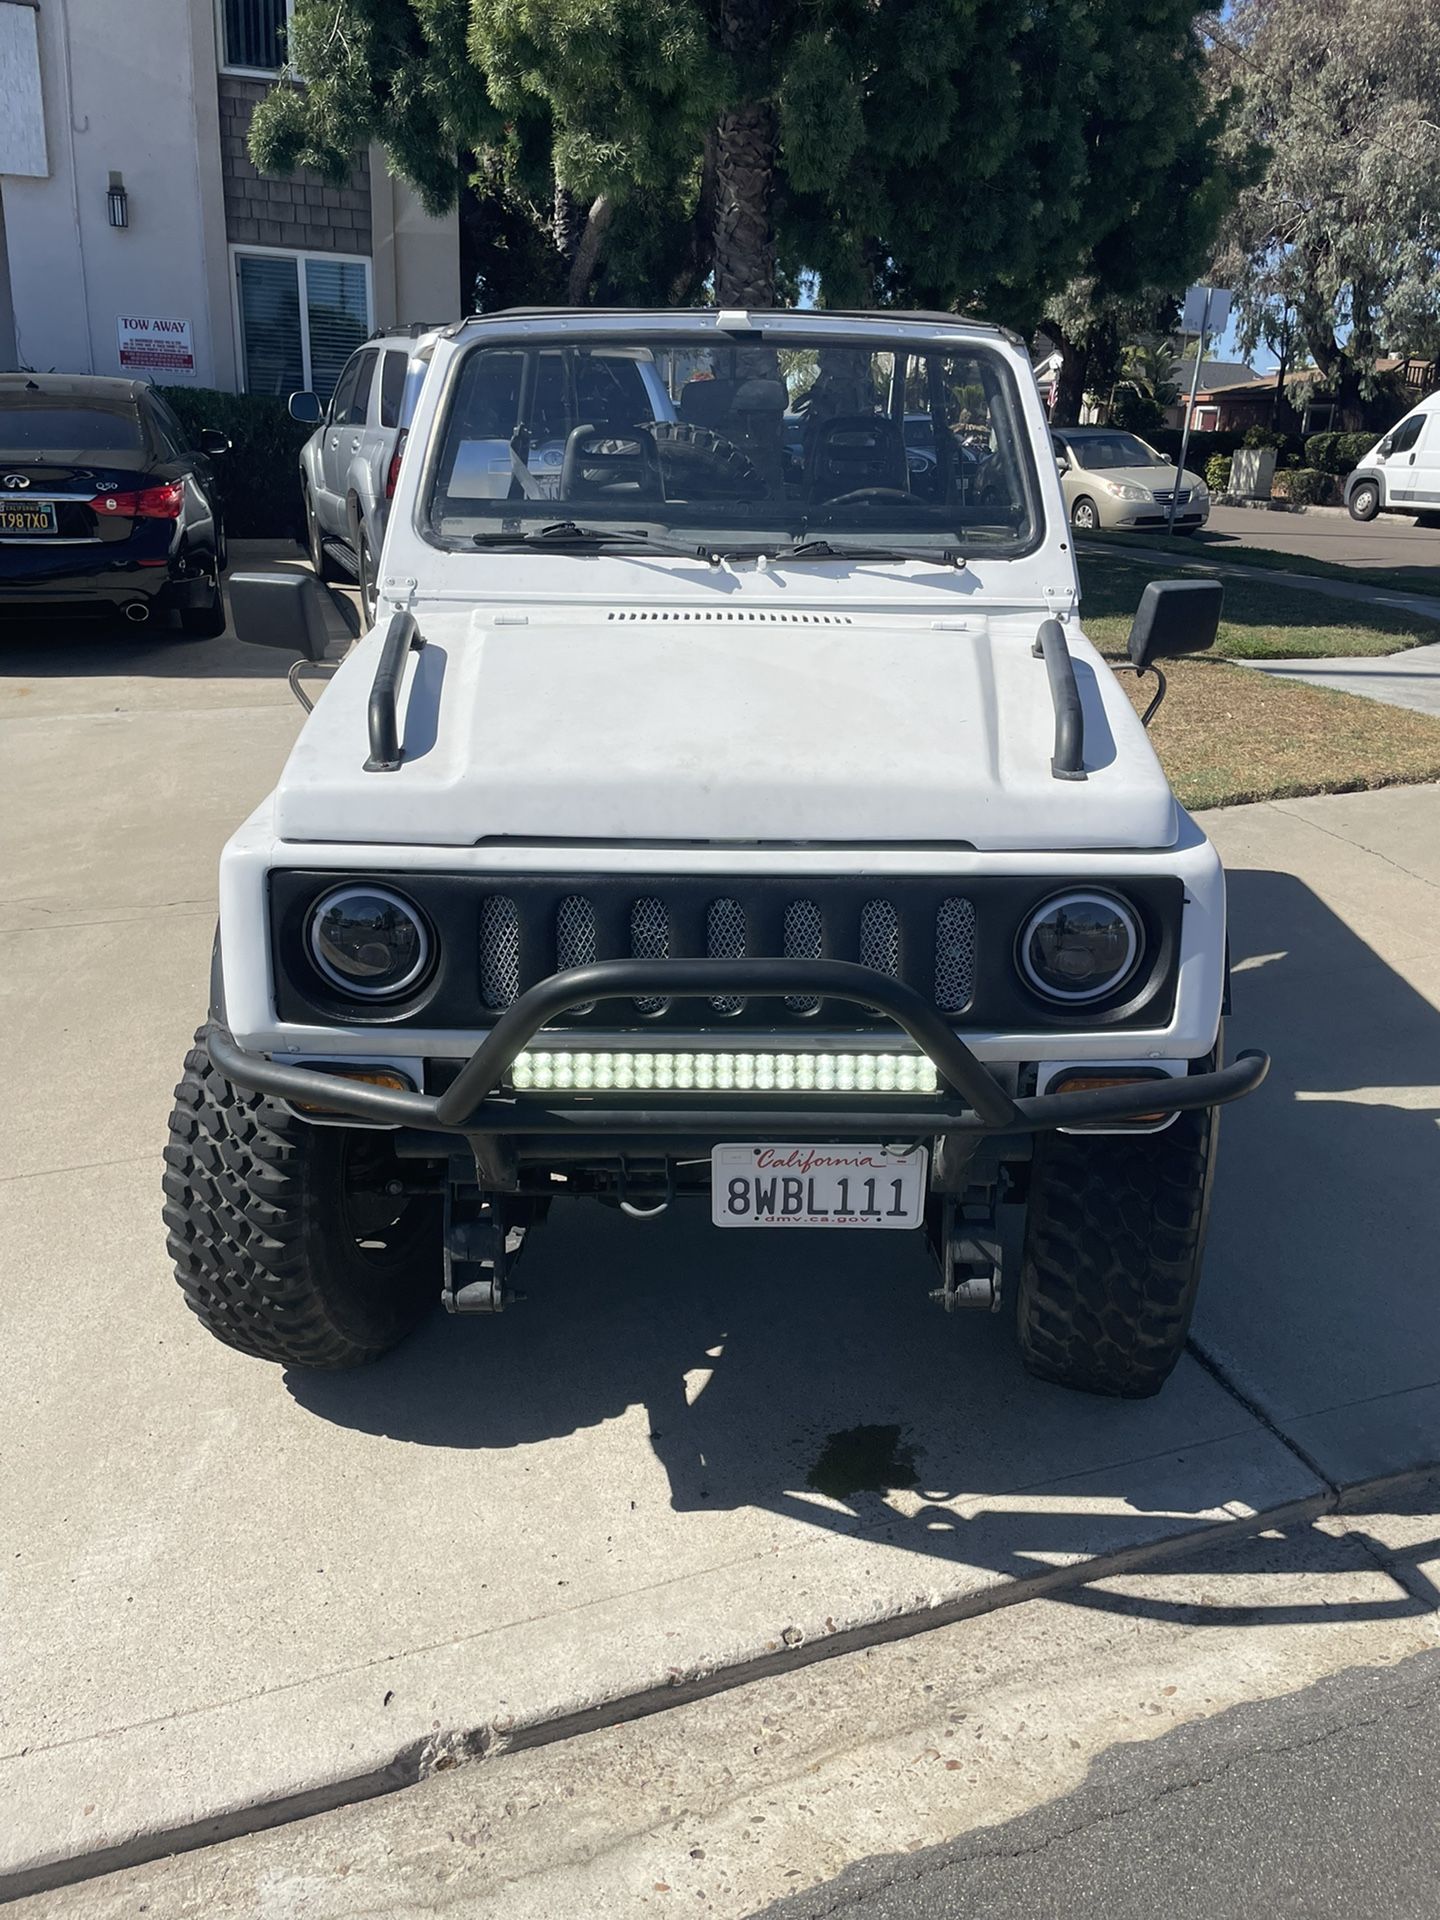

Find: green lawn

[1116,659,1440,811]
[1073,547,1440,808]
[1081,526,1440,601]
[1077,551,1440,659]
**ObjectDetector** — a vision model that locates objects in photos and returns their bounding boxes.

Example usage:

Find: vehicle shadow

[286,864,1440,1632]
[0,541,355,681]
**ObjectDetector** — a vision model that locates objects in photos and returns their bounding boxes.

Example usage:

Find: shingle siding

[218,77,371,254]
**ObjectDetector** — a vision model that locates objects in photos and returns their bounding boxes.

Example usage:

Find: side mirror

[1127,578,1223,673]
[1055,453,1070,475]
[228,571,332,662]
[198,427,231,456]
[288,390,322,425]
[1376,436,1393,460]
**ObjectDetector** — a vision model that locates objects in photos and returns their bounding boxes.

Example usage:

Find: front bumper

[208,956,1268,1141]
[0,528,206,612]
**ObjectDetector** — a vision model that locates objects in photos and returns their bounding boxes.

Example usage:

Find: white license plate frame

[711,1143,928,1230]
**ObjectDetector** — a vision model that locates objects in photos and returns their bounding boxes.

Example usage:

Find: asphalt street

[751,1648,1440,1920]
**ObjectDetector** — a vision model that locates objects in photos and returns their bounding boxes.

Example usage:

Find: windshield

[426,331,1040,555]
[0,401,145,453]
[1069,433,1159,471]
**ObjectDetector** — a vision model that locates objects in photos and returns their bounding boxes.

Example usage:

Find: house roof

[1173,358,1258,393]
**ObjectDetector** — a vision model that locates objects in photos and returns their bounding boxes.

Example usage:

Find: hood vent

[606,608,854,625]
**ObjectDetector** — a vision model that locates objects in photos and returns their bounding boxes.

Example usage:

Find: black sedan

[0,374,230,636]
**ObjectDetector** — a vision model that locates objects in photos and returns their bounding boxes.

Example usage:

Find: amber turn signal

[1047,1070,1170,1127]
[293,1067,415,1114]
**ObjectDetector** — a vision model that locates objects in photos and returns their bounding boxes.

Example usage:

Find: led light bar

[508,1050,940,1095]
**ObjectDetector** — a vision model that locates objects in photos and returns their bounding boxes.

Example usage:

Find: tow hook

[930,1196,1003,1312]
[442,1177,527,1313]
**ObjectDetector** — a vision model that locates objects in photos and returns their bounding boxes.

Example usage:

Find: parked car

[1052,428,1210,534]
[1345,394,1440,523]
[0,374,229,635]
[175,307,1268,1402]
[291,326,441,627]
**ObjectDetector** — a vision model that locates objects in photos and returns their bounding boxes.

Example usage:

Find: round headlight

[308,885,432,997]
[1018,891,1141,1004]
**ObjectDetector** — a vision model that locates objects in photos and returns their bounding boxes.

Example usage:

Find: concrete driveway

[2,568,1437,1899]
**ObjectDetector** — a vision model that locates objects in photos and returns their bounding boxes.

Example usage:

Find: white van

[1345,391,1440,523]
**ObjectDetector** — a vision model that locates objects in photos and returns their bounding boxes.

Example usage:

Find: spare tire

[651,422,758,500]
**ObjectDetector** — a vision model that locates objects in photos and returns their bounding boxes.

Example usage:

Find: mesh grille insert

[860,899,900,976]
[783,899,822,1013]
[630,895,670,1015]
[934,897,977,1012]
[479,896,520,1010]
[555,894,596,1013]
[707,897,746,1014]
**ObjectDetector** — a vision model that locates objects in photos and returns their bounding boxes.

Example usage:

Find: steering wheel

[816,487,914,509]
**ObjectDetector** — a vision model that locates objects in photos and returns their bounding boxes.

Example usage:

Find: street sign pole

[1170,286,1212,535]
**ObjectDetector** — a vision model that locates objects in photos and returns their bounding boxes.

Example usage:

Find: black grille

[470,880,972,1029]
[269,871,1185,1037]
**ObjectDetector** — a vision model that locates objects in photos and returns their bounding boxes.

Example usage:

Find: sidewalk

[1245,641,1440,716]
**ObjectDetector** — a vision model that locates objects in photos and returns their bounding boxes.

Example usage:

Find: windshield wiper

[472,521,711,558]
[786,539,966,567]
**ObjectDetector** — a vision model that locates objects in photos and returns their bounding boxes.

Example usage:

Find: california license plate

[0,500,58,535]
[711,1143,928,1229]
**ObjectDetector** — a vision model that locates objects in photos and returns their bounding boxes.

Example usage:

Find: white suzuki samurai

[165,308,1268,1397]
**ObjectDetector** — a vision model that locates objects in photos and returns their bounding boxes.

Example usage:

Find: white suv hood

[273,606,1177,851]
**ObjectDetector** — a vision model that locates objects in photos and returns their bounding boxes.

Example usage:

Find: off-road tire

[651,421,758,499]
[1347,479,1381,523]
[304,484,343,582]
[162,1029,439,1368]
[1016,1096,1219,1398]
[356,529,377,628]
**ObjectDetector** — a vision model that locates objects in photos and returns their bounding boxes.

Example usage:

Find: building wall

[219,77,371,255]
[0,0,458,391]
[2,0,226,382]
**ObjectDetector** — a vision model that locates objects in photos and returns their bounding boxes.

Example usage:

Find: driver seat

[805,414,908,502]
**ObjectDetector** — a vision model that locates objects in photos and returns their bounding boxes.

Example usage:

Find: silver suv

[289,325,440,625]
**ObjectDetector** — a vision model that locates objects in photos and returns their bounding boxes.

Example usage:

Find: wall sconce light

[106,172,129,229]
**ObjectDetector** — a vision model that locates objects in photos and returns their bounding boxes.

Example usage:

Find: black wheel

[356,528,378,627]
[649,421,758,499]
[179,571,227,639]
[304,483,342,581]
[162,1028,440,1368]
[1015,1092,1219,1398]
[1348,479,1381,523]
[1070,496,1099,532]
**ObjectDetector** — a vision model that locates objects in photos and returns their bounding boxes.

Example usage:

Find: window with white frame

[234,250,372,399]
[220,0,291,73]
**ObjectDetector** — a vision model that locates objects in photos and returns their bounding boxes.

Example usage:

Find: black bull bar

[208,958,1269,1140]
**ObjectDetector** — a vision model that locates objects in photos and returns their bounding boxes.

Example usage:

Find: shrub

[1304,431,1342,474]
[1205,453,1233,493]
[1242,424,1288,451]
[1338,430,1377,472]
[1272,466,1335,506]
[162,387,310,539]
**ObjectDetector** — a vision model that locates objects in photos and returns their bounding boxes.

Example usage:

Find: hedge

[1141,425,1306,470]
[163,387,310,539]
[1303,430,1377,477]
[1205,453,1233,493]
[1271,466,1336,506]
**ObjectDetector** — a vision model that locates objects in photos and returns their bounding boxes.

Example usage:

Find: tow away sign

[117,316,195,375]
